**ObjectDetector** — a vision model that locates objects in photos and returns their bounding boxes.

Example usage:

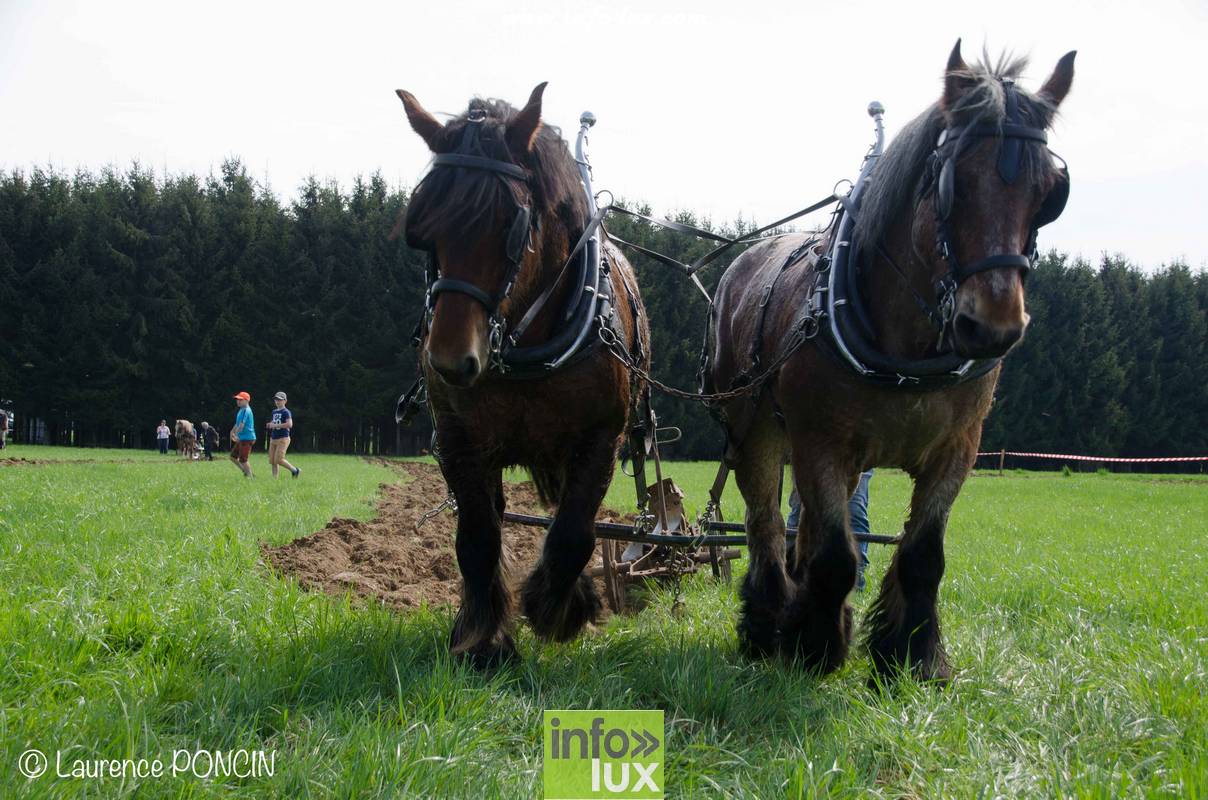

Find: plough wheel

[600,538,627,613]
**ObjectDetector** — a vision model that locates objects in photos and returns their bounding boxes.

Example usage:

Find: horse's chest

[430,366,627,463]
[860,386,993,464]
[787,361,994,468]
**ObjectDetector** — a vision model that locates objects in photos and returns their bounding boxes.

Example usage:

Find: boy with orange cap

[229,391,256,477]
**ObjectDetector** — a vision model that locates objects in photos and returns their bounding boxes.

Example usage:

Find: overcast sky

[2,0,1204,271]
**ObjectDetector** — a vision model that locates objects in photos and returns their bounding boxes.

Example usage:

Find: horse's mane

[853,52,1061,265]
[404,98,587,248]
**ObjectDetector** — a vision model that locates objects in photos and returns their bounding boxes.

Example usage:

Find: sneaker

[292,467,300,478]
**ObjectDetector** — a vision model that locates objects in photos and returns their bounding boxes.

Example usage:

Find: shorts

[268,437,291,462]
[230,440,254,463]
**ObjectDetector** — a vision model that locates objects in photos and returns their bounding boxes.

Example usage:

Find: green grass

[2,445,1206,798]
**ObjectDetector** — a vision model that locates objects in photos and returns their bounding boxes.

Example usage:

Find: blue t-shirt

[235,406,256,441]
[270,407,292,439]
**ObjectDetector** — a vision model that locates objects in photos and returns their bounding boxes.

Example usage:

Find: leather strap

[509,207,608,345]
[430,153,528,181]
[952,253,1031,283]
[430,278,496,310]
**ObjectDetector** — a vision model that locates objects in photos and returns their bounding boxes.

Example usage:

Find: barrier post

[998,448,1006,477]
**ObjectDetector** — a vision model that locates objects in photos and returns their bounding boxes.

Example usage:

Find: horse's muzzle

[951,312,1026,359]
[428,349,483,388]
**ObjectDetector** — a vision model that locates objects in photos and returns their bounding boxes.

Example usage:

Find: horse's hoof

[737,626,778,660]
[778,593,852,675]
[449,606,516,670]
[522,571,601,642]
[450,627,517,671]
[867,638,951,688]
[737,610,779,659]
[738,570,788,660]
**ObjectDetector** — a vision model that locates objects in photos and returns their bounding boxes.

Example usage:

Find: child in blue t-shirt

[267,391,300,478]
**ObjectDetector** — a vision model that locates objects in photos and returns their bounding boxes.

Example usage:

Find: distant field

[2,445,1206,798]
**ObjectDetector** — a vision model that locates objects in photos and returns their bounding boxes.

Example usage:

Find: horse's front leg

[864,446,974,684]
[731,414,791,658]
[521,430,618,642]
[439,421,516,669]
[780,450,858,674]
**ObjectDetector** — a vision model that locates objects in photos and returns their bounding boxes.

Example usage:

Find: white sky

[2,0,1205,271]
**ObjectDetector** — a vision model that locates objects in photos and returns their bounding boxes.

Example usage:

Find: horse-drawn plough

[395,47,1074,677]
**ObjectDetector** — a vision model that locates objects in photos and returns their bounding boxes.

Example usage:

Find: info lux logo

[543,710,664,799]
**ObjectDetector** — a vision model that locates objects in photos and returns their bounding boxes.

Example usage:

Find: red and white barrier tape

[976,451,1208,464]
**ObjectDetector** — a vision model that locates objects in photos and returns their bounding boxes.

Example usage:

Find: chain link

[600,315,818,404]
[414,491,457,531]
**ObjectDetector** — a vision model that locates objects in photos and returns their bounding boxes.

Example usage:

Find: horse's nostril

[953,313,983,347]
[460,355,480,381]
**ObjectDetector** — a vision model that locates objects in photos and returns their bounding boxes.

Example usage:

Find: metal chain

[414,491,457,531]
[598,315,819,405]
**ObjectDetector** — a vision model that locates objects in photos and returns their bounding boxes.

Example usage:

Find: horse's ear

[941,39,976,111]
[1038,50,1077,108]
[396,89,443,150]
[507,82,548,155]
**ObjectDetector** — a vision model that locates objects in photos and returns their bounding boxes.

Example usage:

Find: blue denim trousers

[787,470,874,591]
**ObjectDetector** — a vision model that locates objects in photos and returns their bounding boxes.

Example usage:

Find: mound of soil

[261,461,612,612]
[0,456,51,466]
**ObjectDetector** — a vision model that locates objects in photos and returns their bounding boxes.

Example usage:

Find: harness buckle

[799,314,821,340]
[758,284,774,308]
[598,325,619,348]
[487,318,509,373]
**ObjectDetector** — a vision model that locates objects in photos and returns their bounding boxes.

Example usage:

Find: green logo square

[543,709,664,799]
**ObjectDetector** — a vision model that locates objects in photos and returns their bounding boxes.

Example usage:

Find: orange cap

[233,391,251,401]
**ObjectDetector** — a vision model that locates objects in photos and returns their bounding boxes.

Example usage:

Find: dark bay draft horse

[707,43,1075,682]
[396,84,650,667]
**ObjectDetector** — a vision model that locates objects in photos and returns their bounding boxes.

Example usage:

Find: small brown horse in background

[396,84,649,667]
[707,43,1075,682]
[175,419,197,459]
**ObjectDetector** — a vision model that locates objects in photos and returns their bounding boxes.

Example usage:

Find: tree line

[1,162,1205,468]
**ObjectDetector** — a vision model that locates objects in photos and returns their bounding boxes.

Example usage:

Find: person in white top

[156,420,171,455]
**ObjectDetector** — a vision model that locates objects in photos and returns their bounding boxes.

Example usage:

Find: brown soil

[261,461,618,612]
[0,457,52,466]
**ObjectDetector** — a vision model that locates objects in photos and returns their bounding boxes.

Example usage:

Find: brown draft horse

[707,43,1075,682]
[396,84,649,667]
[174,419,197,458]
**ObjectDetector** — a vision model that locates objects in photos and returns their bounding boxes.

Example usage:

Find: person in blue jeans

[787,470,874,592]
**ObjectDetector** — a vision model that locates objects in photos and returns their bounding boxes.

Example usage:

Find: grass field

[2,444,1206,798]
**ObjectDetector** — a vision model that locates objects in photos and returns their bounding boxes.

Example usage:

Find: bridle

[402,108,621,384]
[915,77,1070,340]
[405,107,537,369]
[812,83,1071,389]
